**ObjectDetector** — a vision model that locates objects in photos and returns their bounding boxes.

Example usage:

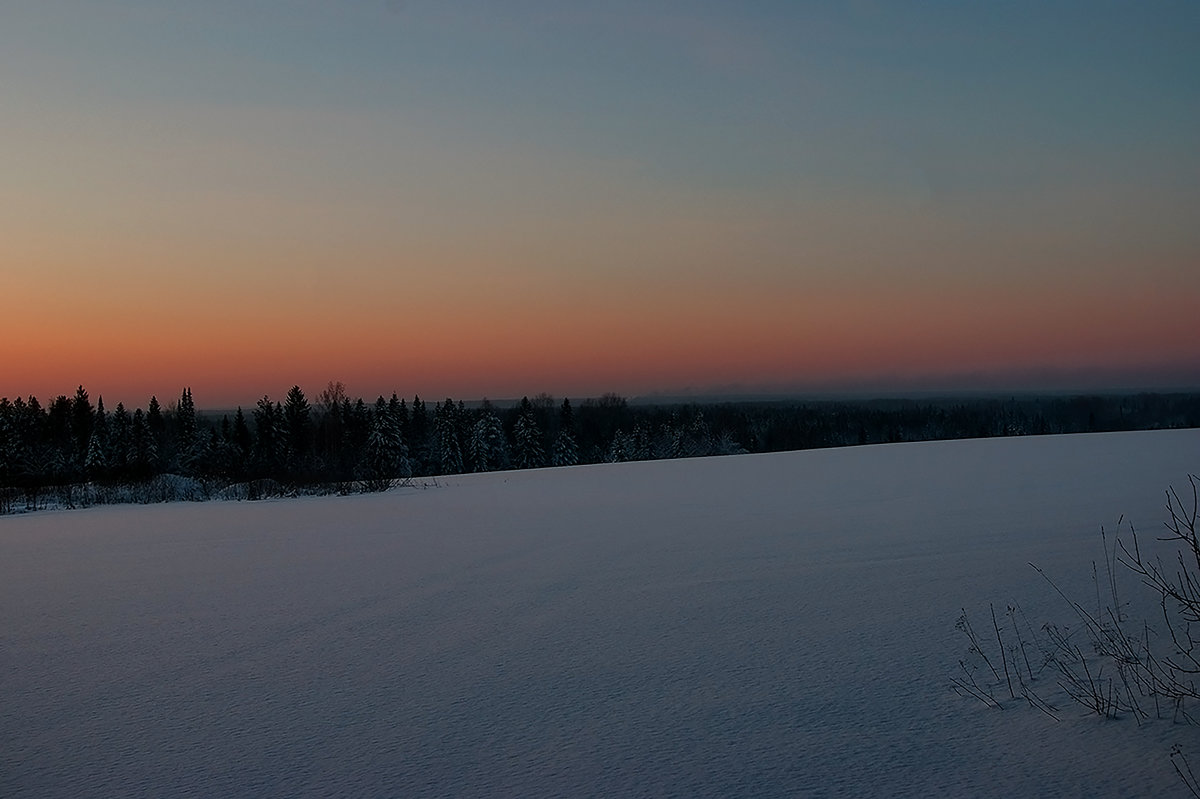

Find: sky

[2,1,1198,409]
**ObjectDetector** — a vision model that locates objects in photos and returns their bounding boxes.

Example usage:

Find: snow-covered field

[3,430,1198,797]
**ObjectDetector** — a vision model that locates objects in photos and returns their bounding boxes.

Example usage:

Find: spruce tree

[467,418,487,473]
[409,396,430,476]
[147,396,165,454]
[130,408,157,478]
[468,401,508,472]
[177,388,197,451]
[0,398,14,489]
[394,395,409,433]
[17,396,45,489]
[283,385,311,477]
[607,429,631,463]
[631,423,652,461]
[232,407,253,464]
[434,399,463,475]
[315,398,343,475]
[685,409,714,457]
[361,396,411,489]
[175,388,199,474]
[85,397,109,479]
[71,386,93,467]
[110,403,131,477]
[512,397,545,470]
[252,397,286,478]
[201,427,224,478]
[551,398,579,467]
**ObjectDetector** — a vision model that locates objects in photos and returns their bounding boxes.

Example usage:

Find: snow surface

[2,429,1198,798]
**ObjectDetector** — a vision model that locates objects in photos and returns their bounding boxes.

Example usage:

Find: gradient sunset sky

[3,1,1198,408]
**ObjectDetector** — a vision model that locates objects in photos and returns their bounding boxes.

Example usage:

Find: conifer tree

[607,429,632,463]
[110,403,131,477]
[659,417,685,460]
[85,397,109,479]
[393,395,409,434]
[361,396,411,489]
[147,396,165,452]
[46,395,74,477]
[201,427,225,478]
[551,398,579,467]
[468,401,508,472]
[409,396,430,475]
[16,396,45,487]
[209,415,238,480]
[631,423,652,461]
[232,407,253,465]
[252,397,287,478]
[315,398,343,474]
[283,385,312,476]
[387,394,406,438]
[684,409,714,457]
[433,399,463,475]
[0,398,14,488]
[71,386,93,467]
[177,388,197,450]
[130,408,157,478]
[512,397,545,470]
[466,417,487,473]
[175,387,199,474]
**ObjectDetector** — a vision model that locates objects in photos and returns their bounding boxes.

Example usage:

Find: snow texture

[2,429,1198,797]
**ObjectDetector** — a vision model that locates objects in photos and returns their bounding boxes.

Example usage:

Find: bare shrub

[954,475,1200,794]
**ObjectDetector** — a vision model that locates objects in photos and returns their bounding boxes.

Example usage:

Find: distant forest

[1,382,1198,513]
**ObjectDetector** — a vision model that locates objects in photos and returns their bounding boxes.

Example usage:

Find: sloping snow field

[3,429,1198,797]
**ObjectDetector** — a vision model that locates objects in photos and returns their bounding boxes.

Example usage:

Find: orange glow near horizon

[4,250,1197,409]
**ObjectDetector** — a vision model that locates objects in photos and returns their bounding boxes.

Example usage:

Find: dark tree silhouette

[552,398,579,467]
[512,397,545,470]
[283,385,312,480]
[2,385,1198,513]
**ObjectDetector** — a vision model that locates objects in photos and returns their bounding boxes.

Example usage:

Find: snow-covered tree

[631,422,653,461]
[655,419,685,460]
[360,397,410,490]
[10,397,42,487]
[607,429,632,463]
[433,399,463,475]
[408,396,431,476]
[468,403,508,472]
[84,422,108,478]
[684,409,714,457]
[252,397,287,477]
[147,395,165,455]
[130,408,157,477]
[229,407,252,473]
[174,387,202,475]
[389,393,407,433]
[0,398,14,486]
[84,397,110,479]
[109,403,131,476]
[71,385,93,467]
[512,397,545,470]
[551,398,578,467]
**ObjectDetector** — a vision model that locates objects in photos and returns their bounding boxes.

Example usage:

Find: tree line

[1,382,1197,513]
